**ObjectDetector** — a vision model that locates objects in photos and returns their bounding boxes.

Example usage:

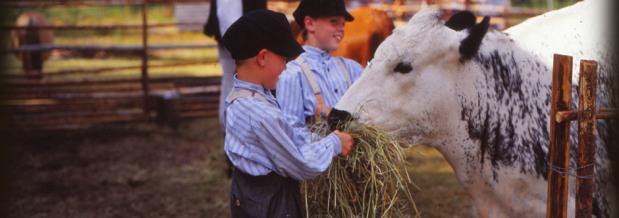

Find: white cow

[328,1,615,217]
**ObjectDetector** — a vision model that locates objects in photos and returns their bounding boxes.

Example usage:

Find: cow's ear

[459,16,490,61]
[445,11,476,31]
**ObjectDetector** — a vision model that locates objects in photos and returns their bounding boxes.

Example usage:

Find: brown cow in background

[11,12,54,79]
[291,6,394,67]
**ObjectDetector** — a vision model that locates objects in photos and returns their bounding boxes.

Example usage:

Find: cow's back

[506,1,615,217]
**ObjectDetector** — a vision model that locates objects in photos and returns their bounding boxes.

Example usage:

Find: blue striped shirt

[224,76,343,181]
[276,45,363,127]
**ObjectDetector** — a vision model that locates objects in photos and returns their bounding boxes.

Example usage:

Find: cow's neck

[457,47,552,181]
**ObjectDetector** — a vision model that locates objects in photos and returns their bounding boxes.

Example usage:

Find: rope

[546,161,595,179]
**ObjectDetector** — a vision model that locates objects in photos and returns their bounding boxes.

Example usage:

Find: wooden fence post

[547,54,572,218]
[576,60,597,218]
[24,22,43,80]
[141,0,151,115]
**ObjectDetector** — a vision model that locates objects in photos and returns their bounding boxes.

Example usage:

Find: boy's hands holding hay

[334,130,353,157]
[304,121,418,217]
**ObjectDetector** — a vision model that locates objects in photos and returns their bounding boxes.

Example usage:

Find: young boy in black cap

[221,9,354,218]
[277,0,364,128]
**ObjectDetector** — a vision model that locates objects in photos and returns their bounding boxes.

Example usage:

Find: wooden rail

[0,0,213,7]
[4,75,222,130]
[4,60,218,77]
[1,22,203,30]
[3,43,217,54]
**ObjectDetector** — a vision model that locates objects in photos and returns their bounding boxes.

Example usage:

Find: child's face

[307,16,346,52]
[261,50,289,89]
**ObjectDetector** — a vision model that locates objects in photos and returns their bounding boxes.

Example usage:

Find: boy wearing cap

[276,0,364,129]
[221,10,354,218]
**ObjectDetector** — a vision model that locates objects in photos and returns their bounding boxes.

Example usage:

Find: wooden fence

[546,54,616,217]
[2,0,547,130]
[2,0,222,130]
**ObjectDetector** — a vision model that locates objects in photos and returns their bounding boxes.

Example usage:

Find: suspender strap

[296,56,352,123]
[225,88,263,104]
[336,57,352,88]
[296,56,321,95]
[296,56,330,123]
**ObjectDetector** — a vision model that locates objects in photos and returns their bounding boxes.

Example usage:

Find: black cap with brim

[271,32,305,58]
[293,0,354,28]
[222,10,304,60]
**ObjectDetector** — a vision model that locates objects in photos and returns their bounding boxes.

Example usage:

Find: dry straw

[303,121,418,217]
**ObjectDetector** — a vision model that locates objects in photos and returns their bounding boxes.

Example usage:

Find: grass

[511,0,580,9]
[4,4,175,26]
[3,29,221,80]
[405,145,474,218]
[3,54,222,80]
[53,31,215,46]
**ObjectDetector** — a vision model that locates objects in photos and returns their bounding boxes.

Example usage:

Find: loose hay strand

[302,121,419,217]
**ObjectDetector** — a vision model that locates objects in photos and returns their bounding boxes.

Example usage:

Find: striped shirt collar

[302,45,332,61]
[232,74,277,103]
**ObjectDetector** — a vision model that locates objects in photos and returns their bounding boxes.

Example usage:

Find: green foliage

[5,4,174,26]
[511,0,580,9]
[5,4,176,38]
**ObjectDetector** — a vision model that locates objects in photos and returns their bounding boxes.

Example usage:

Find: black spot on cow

[460,39,554,182]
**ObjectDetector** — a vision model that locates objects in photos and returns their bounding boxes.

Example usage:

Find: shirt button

[235,199,241,207]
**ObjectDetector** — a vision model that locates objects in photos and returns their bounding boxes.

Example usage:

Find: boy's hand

[334,130,353,157]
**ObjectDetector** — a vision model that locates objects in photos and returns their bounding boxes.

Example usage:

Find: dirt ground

[7,118,230,218]
[6,117,473,218]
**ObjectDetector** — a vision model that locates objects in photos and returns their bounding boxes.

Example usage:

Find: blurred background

[0,0,586,217]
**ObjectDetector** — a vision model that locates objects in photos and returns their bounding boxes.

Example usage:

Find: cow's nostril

[328,108,353,131]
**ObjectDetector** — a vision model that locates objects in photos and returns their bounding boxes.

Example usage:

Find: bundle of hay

[303,121,418,217]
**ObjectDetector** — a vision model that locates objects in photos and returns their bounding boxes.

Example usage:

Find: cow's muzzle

[327,108,353,131]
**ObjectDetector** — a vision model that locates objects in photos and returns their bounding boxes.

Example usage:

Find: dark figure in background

[203,0,267,129]
[203,0,267,177]
[11,12,54,80]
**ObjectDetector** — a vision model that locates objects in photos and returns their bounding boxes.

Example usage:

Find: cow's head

[329,9,492,145]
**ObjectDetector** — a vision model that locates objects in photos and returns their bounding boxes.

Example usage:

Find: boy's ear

[304,16,315,32]
[256,49,269,67]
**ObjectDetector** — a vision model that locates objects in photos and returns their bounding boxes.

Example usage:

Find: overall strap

[226,88,265,104]
[295,56,330,123]
[336,57,352,88]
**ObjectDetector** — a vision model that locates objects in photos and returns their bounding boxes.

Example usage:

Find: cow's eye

[394,62,413,74]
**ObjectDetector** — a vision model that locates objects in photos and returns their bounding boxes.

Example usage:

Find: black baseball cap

[293,0,354,28]
[222,10,304,60]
